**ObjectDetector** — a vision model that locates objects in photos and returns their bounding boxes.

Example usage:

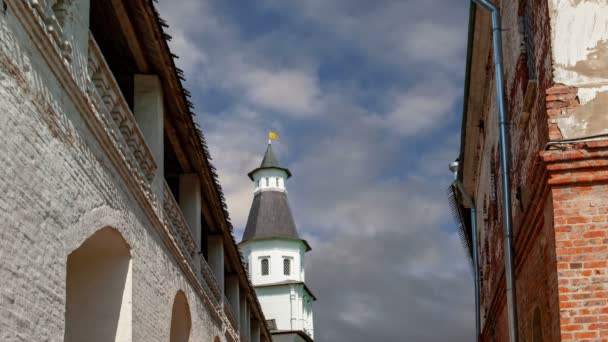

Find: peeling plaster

[577,85,608,104]
[567,39,608,79]
[550,0,608,139]
[550,0,608,85]
[557,91,608,138]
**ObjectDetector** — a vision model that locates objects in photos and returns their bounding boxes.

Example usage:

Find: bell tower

[239,139,315,341]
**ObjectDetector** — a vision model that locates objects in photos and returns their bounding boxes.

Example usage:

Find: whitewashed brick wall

[0,4,227,342]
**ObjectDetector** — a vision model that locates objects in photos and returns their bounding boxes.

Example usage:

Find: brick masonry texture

[463,0,608,341]
[471,0,559,340]
[0,5,227,342]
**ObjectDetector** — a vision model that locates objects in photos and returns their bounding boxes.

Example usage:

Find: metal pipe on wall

[470,1,519,341]
[471,207,480,341]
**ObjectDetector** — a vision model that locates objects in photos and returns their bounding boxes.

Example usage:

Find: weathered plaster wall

[0,5,225,342]
[549,0,608,138]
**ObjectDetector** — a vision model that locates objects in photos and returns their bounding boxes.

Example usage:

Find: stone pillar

[225,275,240,324]
[251,319,261,342]
[179,174,202,271]
[208,235,225,296]
[239,294,249,340]
[134,74,164,203]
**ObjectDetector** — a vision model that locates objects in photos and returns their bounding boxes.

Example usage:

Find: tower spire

[242,141,309,250]
[239,139,315,340]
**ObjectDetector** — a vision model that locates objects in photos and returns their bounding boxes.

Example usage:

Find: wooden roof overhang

[106,0,270,337]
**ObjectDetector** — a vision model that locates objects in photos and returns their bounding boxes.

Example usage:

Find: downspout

[454,181,480,342]
[470,1,519,341]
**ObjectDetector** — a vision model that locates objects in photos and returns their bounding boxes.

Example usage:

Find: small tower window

[283,258,291,276]
[261,258,269,276]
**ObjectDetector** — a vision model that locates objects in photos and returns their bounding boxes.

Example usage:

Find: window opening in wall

[283,258,291,276]
[90,0,140,110]
[523,0,537,80]
[261,258,269,276]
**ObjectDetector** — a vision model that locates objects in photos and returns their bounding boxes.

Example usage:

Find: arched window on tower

[283,258,291,276]
[261,258,270,276]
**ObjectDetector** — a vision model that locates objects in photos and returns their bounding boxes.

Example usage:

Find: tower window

[283,258,291,276]
[261,258,269,276]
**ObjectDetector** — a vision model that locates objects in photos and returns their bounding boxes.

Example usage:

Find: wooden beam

[110,0,150,72]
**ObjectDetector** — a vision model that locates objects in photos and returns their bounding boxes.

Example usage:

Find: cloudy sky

[156,1,474,340]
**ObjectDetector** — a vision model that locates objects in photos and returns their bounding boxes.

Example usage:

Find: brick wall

[466,0,608,341]
[0,5,227,342]
[470,0,558,340]
[542,140,608,342]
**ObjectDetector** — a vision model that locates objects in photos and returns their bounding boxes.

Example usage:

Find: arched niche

[170,291,192,342]
[64,227,132,342]
[533,306,543,342]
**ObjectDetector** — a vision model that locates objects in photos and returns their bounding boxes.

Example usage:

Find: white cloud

[155,1,473,340]
[241,68,321,116]
[369,79,461,136]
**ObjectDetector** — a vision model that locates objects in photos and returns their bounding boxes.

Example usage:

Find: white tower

[240,142,315,342]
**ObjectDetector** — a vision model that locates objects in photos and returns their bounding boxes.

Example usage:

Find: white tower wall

[240,143,315,340]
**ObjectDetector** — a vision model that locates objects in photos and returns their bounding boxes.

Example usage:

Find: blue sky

[157,1,474,340]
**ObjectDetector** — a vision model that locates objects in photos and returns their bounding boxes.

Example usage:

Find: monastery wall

[0,3,228,342]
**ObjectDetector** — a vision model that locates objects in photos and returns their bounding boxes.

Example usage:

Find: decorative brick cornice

[541,140,608,186]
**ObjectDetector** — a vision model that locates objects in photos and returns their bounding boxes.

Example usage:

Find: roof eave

[247,166,293,180]
[239,236,312,252]
[458,2,477,183]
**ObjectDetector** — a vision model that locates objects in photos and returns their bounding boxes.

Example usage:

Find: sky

[156,1,474,340]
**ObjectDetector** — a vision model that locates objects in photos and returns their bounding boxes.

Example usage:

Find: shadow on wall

[64,227,132,342]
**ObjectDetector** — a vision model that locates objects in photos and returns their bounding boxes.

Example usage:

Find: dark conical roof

[248,143,292,180]
[260,143,280,168]
[241,191,311,251]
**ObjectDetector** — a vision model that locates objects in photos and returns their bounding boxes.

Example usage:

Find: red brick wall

[470,0,608,340]
[473,0,558,340]
[542,140,608,341]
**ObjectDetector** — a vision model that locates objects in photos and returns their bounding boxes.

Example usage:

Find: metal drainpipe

[470,1,519,341]
[471,206,480,342]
